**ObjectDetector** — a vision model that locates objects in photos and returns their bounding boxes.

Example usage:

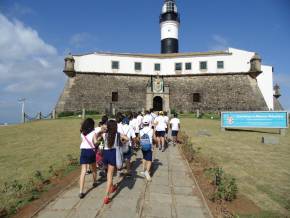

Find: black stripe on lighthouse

[161,38,178,54]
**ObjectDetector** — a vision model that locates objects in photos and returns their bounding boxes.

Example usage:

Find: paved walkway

[35,145,211,218]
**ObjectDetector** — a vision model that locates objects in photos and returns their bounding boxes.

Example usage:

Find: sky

[0,0,289,124]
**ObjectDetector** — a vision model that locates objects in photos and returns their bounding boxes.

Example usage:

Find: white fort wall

[74,48,256,75]
[72,47,274,110]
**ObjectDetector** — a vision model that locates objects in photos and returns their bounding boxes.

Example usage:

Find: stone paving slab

[35,145,212,218]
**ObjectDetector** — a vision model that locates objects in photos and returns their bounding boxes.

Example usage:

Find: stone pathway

[35,145,212,218]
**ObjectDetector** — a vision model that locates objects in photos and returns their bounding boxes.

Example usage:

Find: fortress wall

[55,73,268,114]
[55,73,149,113]
[164,74,268,113]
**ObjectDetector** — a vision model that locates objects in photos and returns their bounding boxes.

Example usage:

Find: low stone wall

[55,72,268,114]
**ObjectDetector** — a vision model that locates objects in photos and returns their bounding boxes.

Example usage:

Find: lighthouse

[160,0,180,54]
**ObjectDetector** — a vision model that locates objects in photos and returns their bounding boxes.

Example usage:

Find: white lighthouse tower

[160,0,180,53]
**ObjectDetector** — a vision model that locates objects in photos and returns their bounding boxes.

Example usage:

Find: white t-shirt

[139,126,154,144]
[150,113,157,122]
[103,133,119,150]
[143,114,153,127]
[170,118,180,131]
[137,115,143,128]
[164,116,169,127]
[118,123,136,146]
[95,126,101,134]
[154,116,167,131]
[129,118,139,133]
[80,131,95,149]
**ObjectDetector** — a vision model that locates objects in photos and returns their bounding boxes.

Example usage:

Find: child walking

[140,120,154,181]
[79,118,98,199]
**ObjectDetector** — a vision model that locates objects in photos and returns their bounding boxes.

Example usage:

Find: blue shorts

[123,146,132,161]
[156,131,165,137]
[103,149,116,166]
[142,150,152,161]
[171,130,179,137]
[80,149,96,165]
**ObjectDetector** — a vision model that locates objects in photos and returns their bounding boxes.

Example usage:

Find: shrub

[170,108,176,115]
[204,167,238,202]
[85,110,100,115]
[57,111,74,117]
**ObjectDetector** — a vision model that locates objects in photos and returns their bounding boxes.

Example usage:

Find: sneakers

[92,181,98,188]
[140,171,145,177]
[85,170,92,175]
[78,193,85,199]
[144,171,152,181]
[103,196,110,204]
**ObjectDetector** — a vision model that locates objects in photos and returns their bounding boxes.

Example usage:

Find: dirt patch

[13,167,80,218]
[189,159,261,217]
[178,133,262,217]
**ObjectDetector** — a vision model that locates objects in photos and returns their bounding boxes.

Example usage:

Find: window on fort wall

[217,61,224,69]
[155,63,161,71]
[193,93,201,102]
[199,61,207,70]
[185,62,192,70]
[135,62,142,71]
[175,63,182,71]
[112,61,119,70]
[112,92,118,102]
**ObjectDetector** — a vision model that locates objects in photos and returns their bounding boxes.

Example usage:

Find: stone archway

[153,96,163,111]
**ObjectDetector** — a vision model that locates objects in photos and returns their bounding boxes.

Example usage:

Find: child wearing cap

[139,119,153,181]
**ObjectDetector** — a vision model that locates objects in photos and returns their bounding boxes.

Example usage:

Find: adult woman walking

[79,118,98,199]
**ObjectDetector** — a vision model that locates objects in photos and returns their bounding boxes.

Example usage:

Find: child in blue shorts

[139,119,153,181]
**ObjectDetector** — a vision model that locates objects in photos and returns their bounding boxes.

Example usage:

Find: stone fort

[55,0,283,114]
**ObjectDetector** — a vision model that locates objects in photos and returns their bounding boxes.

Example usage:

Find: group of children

[78,110,180,204]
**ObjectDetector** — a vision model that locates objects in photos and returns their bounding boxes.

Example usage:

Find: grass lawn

[0,117,101,214]
[181,117,290,217]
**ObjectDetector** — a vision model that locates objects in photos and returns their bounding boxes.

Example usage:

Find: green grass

[0,117,101,215]
[181,118,290,217]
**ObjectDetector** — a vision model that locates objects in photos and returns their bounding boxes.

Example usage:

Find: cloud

[0,14,56,61]
[69,32,93,48]
[0,12,65,123]
[5,3,35,17]
[209,34,230,51]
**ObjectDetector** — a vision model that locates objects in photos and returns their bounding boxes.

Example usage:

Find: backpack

[140,130,152,151]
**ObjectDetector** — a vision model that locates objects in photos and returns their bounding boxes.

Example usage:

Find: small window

[185,62,192,70]
[154,63,161,71]
[193,93,201,102]
[200,61,207,70]
[175,63,182,71]
[112,61,119,70]
[217,61,224,69]
[112,92,118,102]
[135,62,142,71]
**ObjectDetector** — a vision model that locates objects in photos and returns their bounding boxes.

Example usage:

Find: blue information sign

[221,111,289,129]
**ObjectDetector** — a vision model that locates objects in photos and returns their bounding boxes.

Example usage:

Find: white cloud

[0,13,65,123]
[0,14,56,61]
[5,3,35,17]
[209,34,230,51]
[69,32,92,48]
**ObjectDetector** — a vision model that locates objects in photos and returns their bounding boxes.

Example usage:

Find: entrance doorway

[153,96,163,111]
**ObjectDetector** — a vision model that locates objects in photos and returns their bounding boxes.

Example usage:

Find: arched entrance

[153,96,163,111]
